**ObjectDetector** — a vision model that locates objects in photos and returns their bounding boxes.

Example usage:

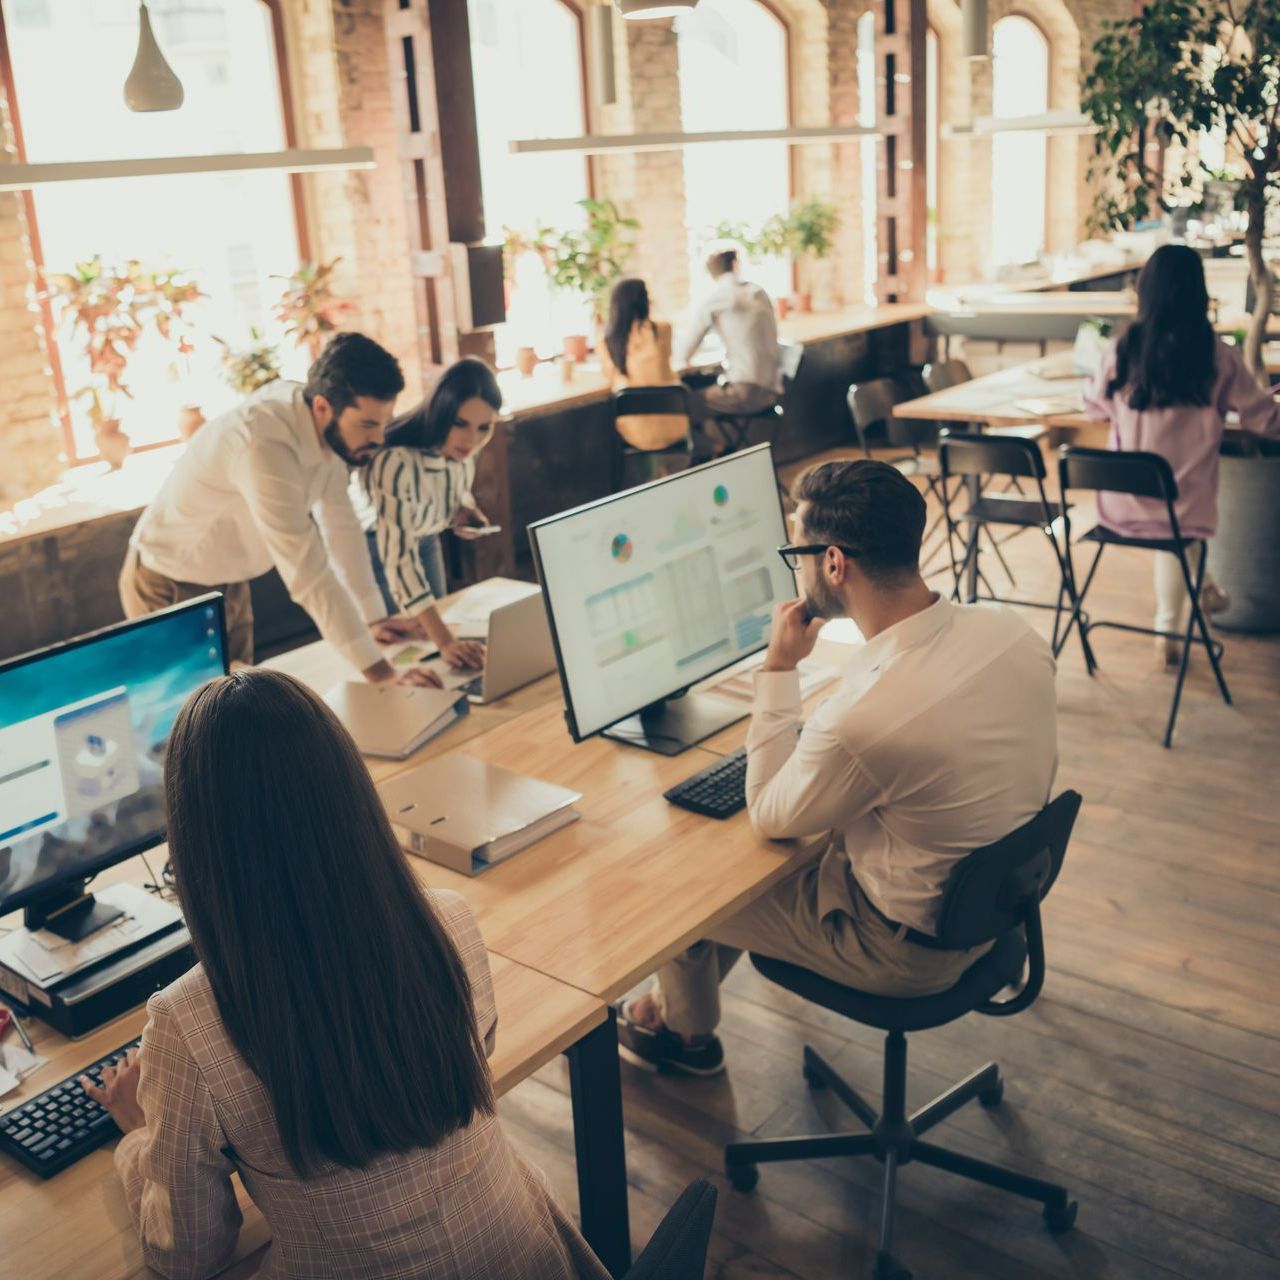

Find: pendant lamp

[961,0,988,60]
[124,3,185,112]
[616,1,699,19]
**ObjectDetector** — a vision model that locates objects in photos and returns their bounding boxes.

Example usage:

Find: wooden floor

[498,452,1280,1279]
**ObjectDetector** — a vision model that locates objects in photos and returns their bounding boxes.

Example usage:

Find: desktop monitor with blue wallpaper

[0,597,227,919]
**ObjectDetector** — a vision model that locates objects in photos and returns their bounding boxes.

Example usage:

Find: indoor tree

[1081,0,1280,377]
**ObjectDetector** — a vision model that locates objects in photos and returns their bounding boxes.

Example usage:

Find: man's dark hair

[792,459,927,584]
[303,332,405,416]
[706,248,738,278]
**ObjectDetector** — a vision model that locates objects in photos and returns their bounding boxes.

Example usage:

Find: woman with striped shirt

[360,358,501,670]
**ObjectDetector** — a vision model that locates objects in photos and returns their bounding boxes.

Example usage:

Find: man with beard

[617,459,1058,1075]
[120,333,438,685]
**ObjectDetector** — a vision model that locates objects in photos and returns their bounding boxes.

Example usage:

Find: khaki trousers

[119,548,255,666]
[655,854,992,1040]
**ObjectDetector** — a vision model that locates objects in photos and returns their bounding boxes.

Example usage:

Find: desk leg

[566,1008,631,1277]
[964,474,981,603]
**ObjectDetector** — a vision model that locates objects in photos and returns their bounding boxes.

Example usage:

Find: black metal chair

[724,792,1083,1280]
[708,345,799,460]
[847,376,967,581]
[621,1178,717,1280]
[937,431,1079,647]
[611,386,694,491]
[1056,446,1231,748]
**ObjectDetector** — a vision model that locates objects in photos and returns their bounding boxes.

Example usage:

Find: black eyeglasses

[777,543,862,571]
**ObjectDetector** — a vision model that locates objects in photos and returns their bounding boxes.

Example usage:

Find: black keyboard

[664,746,748,819]
[0,1037,140,1177]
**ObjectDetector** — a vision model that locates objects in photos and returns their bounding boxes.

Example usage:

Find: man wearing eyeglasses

[618,459,1058,1076]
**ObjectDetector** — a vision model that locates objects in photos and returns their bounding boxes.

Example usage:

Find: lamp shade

[124,3,185,112]
[961,0,988,59]
[616,0,699,19]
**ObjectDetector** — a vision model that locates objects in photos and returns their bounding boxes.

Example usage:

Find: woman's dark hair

[163,669,493,1176]
[793,458,926,585]
[1107,243,1217,410]
[604,277,651,377]
[303,332,405,415]
[383,356,502,451]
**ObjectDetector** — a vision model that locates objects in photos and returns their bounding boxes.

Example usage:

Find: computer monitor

[0,596,227,941]
[529,444,795,755]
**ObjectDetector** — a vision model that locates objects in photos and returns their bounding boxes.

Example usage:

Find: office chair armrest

[978,908,1045,1017]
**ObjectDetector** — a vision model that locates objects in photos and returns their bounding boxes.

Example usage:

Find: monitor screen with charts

[529,445,795,753]
[0,597,227,929]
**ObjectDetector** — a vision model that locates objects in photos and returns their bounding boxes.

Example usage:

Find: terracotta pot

[94,421,131,470]
[177,404,205,440]
[789,292,813,314]
[560,356,576,384]
[563,333,589,363]
[515,346,538,378]
[775,296,791,320]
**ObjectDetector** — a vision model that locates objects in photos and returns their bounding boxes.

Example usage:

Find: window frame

[0,0,307,466]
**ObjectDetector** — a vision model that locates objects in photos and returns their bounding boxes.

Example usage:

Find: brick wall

[0,92,63,509]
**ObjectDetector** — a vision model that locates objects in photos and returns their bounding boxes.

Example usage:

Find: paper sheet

[0,1043,46,1098]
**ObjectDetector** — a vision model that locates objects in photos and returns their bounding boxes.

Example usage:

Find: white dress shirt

[130,380,386,673]
[746,596,1058,934]
[675,274,784,392]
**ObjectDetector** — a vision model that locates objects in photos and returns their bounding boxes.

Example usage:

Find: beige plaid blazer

[114,890,609,1280]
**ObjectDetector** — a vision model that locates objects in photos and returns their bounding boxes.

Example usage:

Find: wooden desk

[0,952,603,1280]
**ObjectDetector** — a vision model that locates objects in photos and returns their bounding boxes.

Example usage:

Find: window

[990,15,1049,268]
[857,9,877,303]
[676,0,790,302]
[468,0,589,365]
[2,0,302,462]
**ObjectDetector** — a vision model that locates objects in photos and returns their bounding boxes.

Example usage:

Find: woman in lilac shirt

[1082,244,1280,663]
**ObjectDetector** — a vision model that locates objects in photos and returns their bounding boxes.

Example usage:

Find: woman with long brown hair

[82,668,607,1280]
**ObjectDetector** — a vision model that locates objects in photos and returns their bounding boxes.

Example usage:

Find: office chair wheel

[1043,1199,1078,1233]
[979,1076,1005,1108]
[726,1161,759,1192]
[873,1251,912,1280]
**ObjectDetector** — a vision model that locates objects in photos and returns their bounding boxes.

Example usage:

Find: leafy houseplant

[1081,0,1280,377]
[782,199,840,312]
[273,259,356,360]
[532,198,639,356]
[48,256,201,467]
[215,328,282,396]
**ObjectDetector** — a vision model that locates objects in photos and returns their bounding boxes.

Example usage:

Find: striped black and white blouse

[359,446,476,613]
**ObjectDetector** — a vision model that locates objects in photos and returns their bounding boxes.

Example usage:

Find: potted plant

[533,198,639,359]
[47,256,151,469]
[273,259,356,361]
[781,199,840,313]
[215,327,282,396]
[145,265,204,438]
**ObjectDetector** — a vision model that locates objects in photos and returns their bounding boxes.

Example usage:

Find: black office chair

[611,386,694,491]
[938,431,1079,647]
[1056,446,1231,748]
[846,376,967,581]
[621,1178,717,1280]
[707,346,799,459]
[725,792,1083,1280]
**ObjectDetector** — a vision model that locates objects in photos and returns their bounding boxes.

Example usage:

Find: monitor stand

[601,693,746,756]
[25,882,126,944]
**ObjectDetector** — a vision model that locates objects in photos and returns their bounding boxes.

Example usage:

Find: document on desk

[700,655,839,707]
[443,581,541,639]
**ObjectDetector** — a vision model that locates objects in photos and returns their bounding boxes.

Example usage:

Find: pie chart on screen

[713,484,729,506]
[611,534,633,563]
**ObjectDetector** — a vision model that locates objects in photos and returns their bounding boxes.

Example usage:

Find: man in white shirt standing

[675,246,783,449]
[617,459,1058,1075]
[119,332,437,686]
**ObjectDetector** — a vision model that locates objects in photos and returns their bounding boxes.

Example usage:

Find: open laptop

[423,590,557,704]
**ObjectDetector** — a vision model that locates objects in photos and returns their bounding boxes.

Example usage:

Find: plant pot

[789,292,812,314]
[94,420,131,470]
[515,346,538,378]
[774,296,791,321]
[177,404,205,440]
[1205,440,1280,633]
[563,334,589,363]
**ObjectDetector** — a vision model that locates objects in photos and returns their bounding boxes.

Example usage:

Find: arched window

[1,0,302,461]
[676,0,790,302]
[468,0,589,365]
[856,9,877,303]
[990,15,1049,267]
